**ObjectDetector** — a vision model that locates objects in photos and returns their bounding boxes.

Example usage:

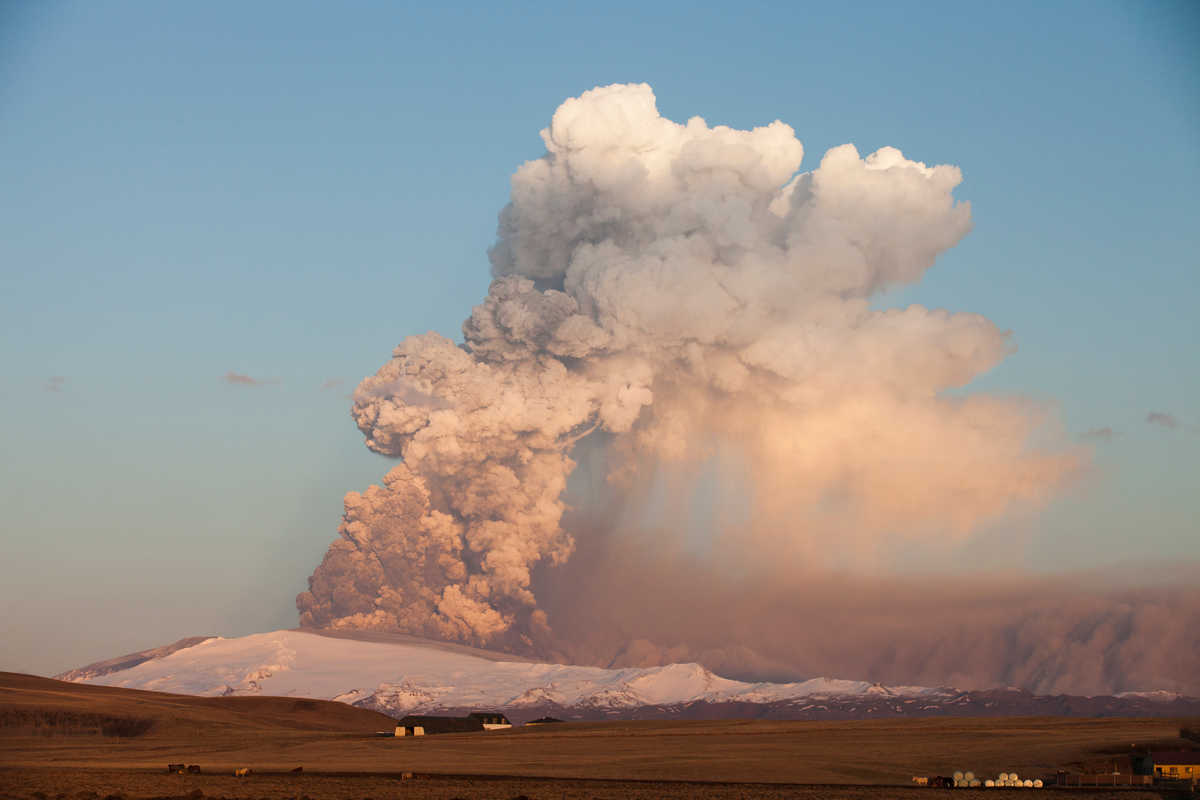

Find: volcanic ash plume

[298,83,1080,652]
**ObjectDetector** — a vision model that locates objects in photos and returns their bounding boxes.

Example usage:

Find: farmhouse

[1149,751,1200,780]
[394,712,511,735]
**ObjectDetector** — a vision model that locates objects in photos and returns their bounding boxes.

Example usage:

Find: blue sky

[1,0,1197,675]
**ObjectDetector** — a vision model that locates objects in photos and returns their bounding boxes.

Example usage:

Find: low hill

[0,671,397,744]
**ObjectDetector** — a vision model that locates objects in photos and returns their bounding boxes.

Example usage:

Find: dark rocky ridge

[54,636,216,683]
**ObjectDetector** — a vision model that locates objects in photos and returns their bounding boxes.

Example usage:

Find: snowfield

[64,629,945,716]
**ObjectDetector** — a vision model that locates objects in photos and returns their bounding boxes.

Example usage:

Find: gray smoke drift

[535,525,1200,695]
[294,84,1180,693]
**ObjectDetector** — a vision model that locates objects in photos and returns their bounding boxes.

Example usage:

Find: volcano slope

[1,672,1195,799]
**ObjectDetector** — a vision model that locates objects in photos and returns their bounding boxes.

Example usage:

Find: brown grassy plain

[1,672,1194,799]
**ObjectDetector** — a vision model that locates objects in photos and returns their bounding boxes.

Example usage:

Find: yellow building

[1152,751,1200,780]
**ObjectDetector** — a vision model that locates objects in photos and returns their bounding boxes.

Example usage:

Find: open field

[0,768,1180,800]
[2,672,1195,799]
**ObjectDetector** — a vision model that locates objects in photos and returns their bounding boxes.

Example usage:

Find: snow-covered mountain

[57,629,1200,722]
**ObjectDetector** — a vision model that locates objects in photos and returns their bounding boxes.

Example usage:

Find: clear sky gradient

[1,0,1197,675]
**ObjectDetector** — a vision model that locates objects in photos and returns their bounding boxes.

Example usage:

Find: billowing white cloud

[299,84,1083,667]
